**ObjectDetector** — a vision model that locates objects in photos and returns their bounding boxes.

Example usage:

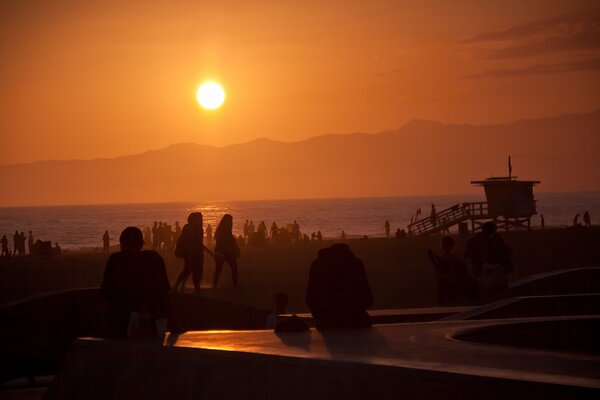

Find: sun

[196,81,225,110]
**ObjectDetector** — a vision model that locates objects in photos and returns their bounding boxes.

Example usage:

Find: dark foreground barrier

[44,318,599,400]
[0,288,269,384]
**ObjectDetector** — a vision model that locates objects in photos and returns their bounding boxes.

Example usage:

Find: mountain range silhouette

[1,110,599,206]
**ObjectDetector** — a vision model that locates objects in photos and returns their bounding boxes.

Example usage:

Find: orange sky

[1,0,599,165]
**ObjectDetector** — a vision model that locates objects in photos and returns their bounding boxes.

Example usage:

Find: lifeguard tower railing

[408,202,489,236]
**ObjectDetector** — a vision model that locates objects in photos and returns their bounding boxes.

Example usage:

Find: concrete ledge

[44,318,600,399]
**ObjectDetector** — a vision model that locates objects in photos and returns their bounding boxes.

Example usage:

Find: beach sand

[1,227,598,312]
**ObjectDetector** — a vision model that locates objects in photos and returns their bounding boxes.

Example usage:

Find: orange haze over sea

[1,0,599,205]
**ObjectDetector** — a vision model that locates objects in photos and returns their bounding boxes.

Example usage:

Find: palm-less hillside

[1,110,598,206]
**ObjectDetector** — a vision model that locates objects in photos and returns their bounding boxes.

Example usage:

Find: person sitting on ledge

[306,244,373,329]
[101,227,181,337]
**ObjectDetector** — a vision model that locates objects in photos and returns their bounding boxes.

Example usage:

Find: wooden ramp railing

[408,202,489,236]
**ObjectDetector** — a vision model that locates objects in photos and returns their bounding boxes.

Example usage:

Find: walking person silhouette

[213,214,241,288]
[173,212,214,293]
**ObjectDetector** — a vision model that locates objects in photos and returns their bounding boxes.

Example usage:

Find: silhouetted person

[213,214,241,288]
[573,213,581,227]
[151,222,159,249]
[27,231,34,255]
[477,222,512,297]
[583,211,591,227]
[163,224,173,251]
[427,236,475,305]
[1,235,8,257]
[395,228,402,239]
[384,220,390,238]
[465,222,493,279]
[265,292,288,329]
[13,231,19,256]
[317,231,323,241]
[174,221,182,243]
[430,204,437,226]
[292,220,301,241]
[174,212,214,292]
[270,222,279,240]
[103,231,110,252]
[243,220,249,239]
[540,214,545,229]
[205,224,213,246]
[53,242,61,255]
[101,227,178,337]
[306,244,372,329]
[19,232,26,255]
[341,230,346,240]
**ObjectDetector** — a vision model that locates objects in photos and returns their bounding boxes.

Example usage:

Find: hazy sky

[1,0,599,165]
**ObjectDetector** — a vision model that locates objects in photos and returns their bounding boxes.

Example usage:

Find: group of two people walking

[173,212,240,292]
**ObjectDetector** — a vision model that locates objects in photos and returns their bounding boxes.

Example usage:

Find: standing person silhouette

[430,204,437,227]
[583,211,592,227]
[205,224,213,246]
[27,231,34,255]
[1,235,8,257]
[213,214,241,288]
[103,231,110,253]
[13,231,19,256]
[173,212,214,293]
[384,220,390,238]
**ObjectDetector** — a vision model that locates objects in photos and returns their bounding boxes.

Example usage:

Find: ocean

[0,192,598,250]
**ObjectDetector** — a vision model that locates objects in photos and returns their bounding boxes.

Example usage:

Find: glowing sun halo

[196,81,225,110]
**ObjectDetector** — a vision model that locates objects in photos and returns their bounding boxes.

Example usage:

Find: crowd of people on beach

[97,205,597,338]
[0,230,61,258]
[100,211,376,337]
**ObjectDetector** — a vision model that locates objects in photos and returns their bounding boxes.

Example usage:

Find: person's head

[482,222,496,236]
[216,214,233,235]
[441,236,455,254]
[119,227,144,252]
[275,292,288,313]
[187,212,203,226]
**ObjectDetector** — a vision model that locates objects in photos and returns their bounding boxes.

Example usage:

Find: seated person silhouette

[306,244,373,329]
[101,227,179,337]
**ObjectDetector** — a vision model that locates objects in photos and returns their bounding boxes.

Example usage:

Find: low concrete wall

[44,336,597,400]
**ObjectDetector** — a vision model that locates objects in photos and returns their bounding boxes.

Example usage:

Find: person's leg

[228,257,239,287]
[174,260,192,292]
[192,259,204,291]
[213,257,224,288]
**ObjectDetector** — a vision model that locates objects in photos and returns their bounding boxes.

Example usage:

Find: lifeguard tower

[407,158,540,235]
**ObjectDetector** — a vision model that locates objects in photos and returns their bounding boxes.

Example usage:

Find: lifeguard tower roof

[470,176,541,185]
[471,176,541,219]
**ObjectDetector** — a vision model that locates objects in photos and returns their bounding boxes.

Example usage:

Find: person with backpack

[173,212,214,293]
